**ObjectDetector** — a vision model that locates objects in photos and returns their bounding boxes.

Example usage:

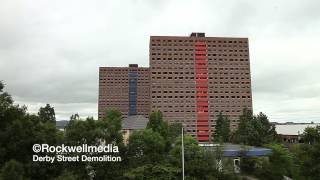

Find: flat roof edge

[150,36,248,39]
[99,66,150,68]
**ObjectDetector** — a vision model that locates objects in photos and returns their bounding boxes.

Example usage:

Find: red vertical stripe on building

[194,41,210,142]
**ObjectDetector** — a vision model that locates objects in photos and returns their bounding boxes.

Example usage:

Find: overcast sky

[0,0,319,122]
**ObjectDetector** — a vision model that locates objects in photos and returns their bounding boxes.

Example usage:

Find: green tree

[0,81,13,115]
[245,144,294,180]
[232,108,255,145]
[0,82,128,179]
[54,171,79,180]
[127,129,166,167]
[214,112,230,143]
[298,143,320,180]
[0,81,17,133]
[65,117,101,145]
[65,110,123,146]
[301,126,320,144]
[254,112,278,145]
[38,104,56,123]
[169,136,227,179]
[265,144,294,179]
[124,164,179,180]
[147,110,168,138]
[292,127,320,180]
[232,109,278,146]
[1,160,24,180]
[0,82,64,179]
[93,110,126,179]
[100,110,123,144]
[64,112,125,179]
[70,113,80,121]
[168,123,182,144]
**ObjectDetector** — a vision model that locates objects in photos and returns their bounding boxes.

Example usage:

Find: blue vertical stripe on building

[128,72,138,116]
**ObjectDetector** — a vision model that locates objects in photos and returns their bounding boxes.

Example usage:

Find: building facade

[98,64,150,119]
[99,32,252,143]
[149,33,252,142]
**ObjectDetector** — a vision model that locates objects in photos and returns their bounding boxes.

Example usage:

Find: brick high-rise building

[149,33,252,142]
[98,33,252,143]
[98,64,150,119]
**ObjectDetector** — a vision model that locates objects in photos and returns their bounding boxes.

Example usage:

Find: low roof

[122,115,149,130]
[275,123,320,135]
[200,143,272,157]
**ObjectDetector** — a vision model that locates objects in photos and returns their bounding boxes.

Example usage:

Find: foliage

[146,110,173,152]
[254,113,279,145]
[127,129,166,167]
[290,126,320,179]
[93,110,126,179]
[169,136,199,165]
[124,164,180,180]
[65,117,101,145]
[0,82,128,179]
[65,110,123,145]
[54,171,79,180]
[70,113,80,121]
[169,136,237,180]
[38,104,56,123]
[2,80,320,180]
[242,126,320,180]
[264,144,294,179]
[147,110,168,139]
[231,108,254,145]
[292,143,320,180]
[0,160,24,180]
[232,109,278,146]
[101,110,123,144]
[0,82,64,179]
[168,123,182,144]
[242,144,294,180]
[214,112,230,143]
[64,110,126,179]
[301,126,320,144]
[0,81,13,114]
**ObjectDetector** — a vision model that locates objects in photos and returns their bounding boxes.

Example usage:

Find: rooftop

[190,32,205,37]
[122,115,149,130]
[200,143,272,157]
[275,123,320,135]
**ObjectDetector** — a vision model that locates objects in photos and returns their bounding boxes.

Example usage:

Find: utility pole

[182,126,185,180]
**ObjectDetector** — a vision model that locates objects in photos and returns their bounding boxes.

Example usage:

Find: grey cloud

[0,0,319,121]
[253,65,319,94]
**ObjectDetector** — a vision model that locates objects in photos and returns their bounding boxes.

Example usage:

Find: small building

[275,123,320,144]
[122,115,149,145]
[200,143,272,173]
[200,143,272,157]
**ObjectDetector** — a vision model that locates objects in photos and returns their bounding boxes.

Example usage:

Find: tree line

[1,81,320,179]
[213,108,320,180]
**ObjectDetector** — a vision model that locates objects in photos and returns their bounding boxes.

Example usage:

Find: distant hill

[56,120,69,129]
